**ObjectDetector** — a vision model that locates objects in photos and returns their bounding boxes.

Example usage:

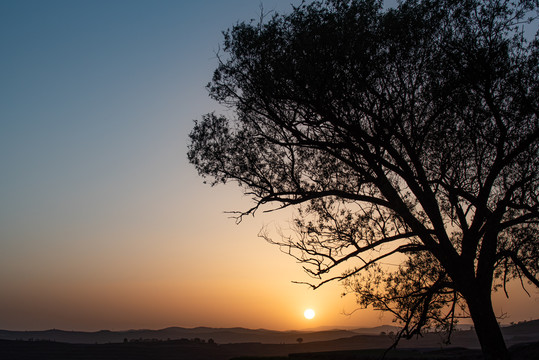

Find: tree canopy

[188,1,539,359]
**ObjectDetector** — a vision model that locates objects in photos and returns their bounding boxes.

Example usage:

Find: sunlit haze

[1,0,538,332]
[304,309,316,320]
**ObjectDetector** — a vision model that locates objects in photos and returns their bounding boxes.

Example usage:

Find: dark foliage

[188,1,539,359]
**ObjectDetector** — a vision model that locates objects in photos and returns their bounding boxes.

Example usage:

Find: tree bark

[465,290,510,360]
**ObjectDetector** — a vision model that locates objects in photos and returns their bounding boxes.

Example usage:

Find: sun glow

[304,308,315,319]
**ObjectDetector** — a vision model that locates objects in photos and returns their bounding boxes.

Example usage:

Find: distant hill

[0,319,537,346]
[351,325,401,335]
[0,327,359,345]
[301,324,401,334]
[501,319,539,345]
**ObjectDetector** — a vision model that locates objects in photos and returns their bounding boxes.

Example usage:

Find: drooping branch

[287,243,427,290]
[498,250,539,288]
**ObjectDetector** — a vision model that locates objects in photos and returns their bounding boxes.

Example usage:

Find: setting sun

[304,309,315,320]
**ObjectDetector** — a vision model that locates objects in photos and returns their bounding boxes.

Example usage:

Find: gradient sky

[1,0,538,332]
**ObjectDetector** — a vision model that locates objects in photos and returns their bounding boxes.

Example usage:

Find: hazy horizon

[1,0,538,333]
[1,322,406,332]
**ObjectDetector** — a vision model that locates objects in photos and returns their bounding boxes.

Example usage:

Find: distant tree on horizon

[188,1,539,359]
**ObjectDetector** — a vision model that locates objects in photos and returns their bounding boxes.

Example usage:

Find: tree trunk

[465,290,510,360]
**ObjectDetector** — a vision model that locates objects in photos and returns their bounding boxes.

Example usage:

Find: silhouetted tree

[297,337,304,344]
[188,1,539,359]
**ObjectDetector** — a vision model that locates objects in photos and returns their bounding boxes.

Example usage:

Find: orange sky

[2,177,538,331]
